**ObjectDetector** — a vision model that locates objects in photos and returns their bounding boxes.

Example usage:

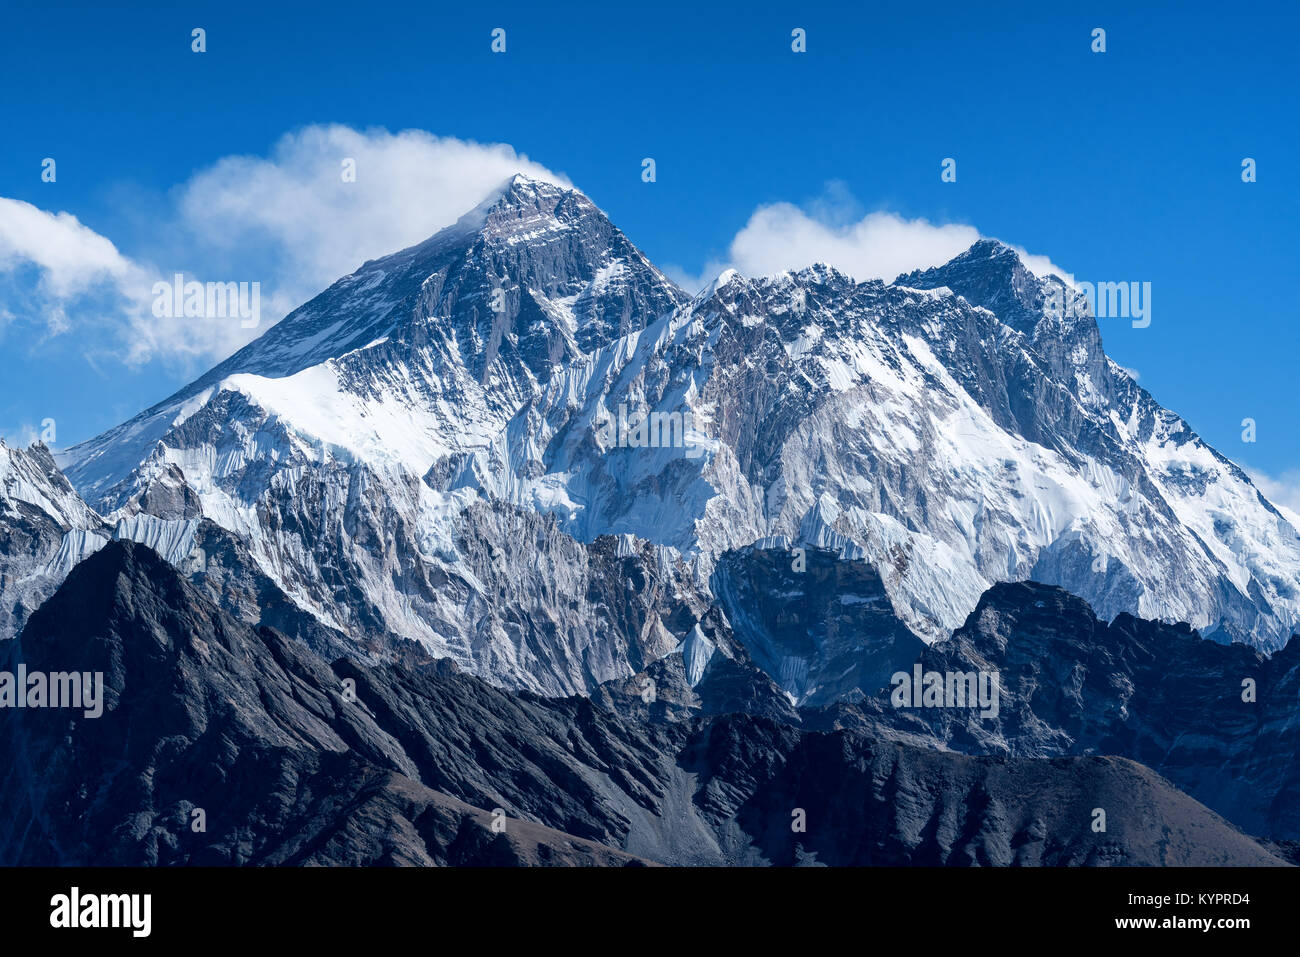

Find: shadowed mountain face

[709,544,928,707]
[806,579,1300,845]
[42,179,703,687]
[600,543,1300,847]
[61,176,687,513]
[0,541,1284,867]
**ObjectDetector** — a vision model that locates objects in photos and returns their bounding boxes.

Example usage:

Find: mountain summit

[62,175,685,507]
[41,179,1300,697]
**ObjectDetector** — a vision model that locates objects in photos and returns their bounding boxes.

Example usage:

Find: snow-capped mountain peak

[60,176,686,508]
[42,184,1300,701]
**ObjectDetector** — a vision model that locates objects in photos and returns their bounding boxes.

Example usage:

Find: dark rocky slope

[0,541,1282,866]
[799,579,1300,844]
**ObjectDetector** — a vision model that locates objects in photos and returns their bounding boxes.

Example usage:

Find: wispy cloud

[0,422,48,448]
[0,198,153,349]
[0,199,137,298]
[4,140,1075,369]
[174,125,569,313]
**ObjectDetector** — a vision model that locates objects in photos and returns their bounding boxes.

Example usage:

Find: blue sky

[1,0,1297,501]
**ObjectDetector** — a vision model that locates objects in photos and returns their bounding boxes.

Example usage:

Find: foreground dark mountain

[601,543,1300,847]
[0,541,644,866]
[0,541,1282,866]
[822,579,1300,844]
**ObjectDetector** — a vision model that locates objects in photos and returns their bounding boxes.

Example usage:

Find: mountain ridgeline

[0,174,1296,865]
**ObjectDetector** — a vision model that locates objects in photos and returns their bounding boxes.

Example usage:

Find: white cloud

[0,127,566,369]
[0,198,136,298]
[0,199,243,365]
[0,199,157,349]
[665,190,1072,294]
[1015,249,1074,286]
[176,125,568,309]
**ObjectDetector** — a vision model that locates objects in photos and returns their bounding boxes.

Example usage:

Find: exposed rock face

[41,176,1298,709]
[48,178,705,689]
[809,579,1300,843]
[177,519,375,665]
[244,767,653,867]
[460,242,1300,650]
[0,541,651,865]
[0,541,1282,867]
[710,544,928,707]
[681,717,1282,866]
[0,441,109,640]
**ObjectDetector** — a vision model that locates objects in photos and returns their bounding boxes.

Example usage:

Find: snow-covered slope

[451,242,1300,648]
[64,174,686,509]
[54,177,1300,696]
[55,175,698,691]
